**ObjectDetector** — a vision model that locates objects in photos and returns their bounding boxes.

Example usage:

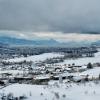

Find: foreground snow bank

[1,82,100,100]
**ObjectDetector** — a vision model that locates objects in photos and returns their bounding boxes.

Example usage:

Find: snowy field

[57,51,100,66]
[1,82,100,100]
[4,50,100,66]
[4,53,64,62]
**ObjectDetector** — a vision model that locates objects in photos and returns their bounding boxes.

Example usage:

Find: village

[0,46,100,99]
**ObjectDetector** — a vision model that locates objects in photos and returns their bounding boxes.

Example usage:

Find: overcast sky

[0,0,100,41]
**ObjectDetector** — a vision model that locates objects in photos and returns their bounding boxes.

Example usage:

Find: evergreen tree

[87,63,93,69]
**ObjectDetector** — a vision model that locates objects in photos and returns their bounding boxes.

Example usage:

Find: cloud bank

[0,31,100,42]
[0,0,100,41]
[0,0,100,32]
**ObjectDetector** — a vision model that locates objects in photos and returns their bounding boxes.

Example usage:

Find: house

[72,76,84,82]
[33,74,51,85]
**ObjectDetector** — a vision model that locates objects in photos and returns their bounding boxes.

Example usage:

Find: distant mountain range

[92,40,100,46]
[0,36,59,46]
[0,36,100,47]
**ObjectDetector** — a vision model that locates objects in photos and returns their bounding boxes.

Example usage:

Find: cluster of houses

[0,45,99,87]
[0,58,100,86]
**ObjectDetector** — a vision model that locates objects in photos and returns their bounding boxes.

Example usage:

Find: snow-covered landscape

[1,0,100,99]
[0,81,100,100]
[57,49,100,66]
[0,47,100,100]
[4,53,64,63]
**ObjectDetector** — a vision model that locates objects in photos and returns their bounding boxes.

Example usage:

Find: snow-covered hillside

[4,53,64,62]
[1,82,100,100]
[57,51,100,66]
[4,50,100,66]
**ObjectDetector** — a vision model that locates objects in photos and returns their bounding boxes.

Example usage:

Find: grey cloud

[0,0,100,33]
